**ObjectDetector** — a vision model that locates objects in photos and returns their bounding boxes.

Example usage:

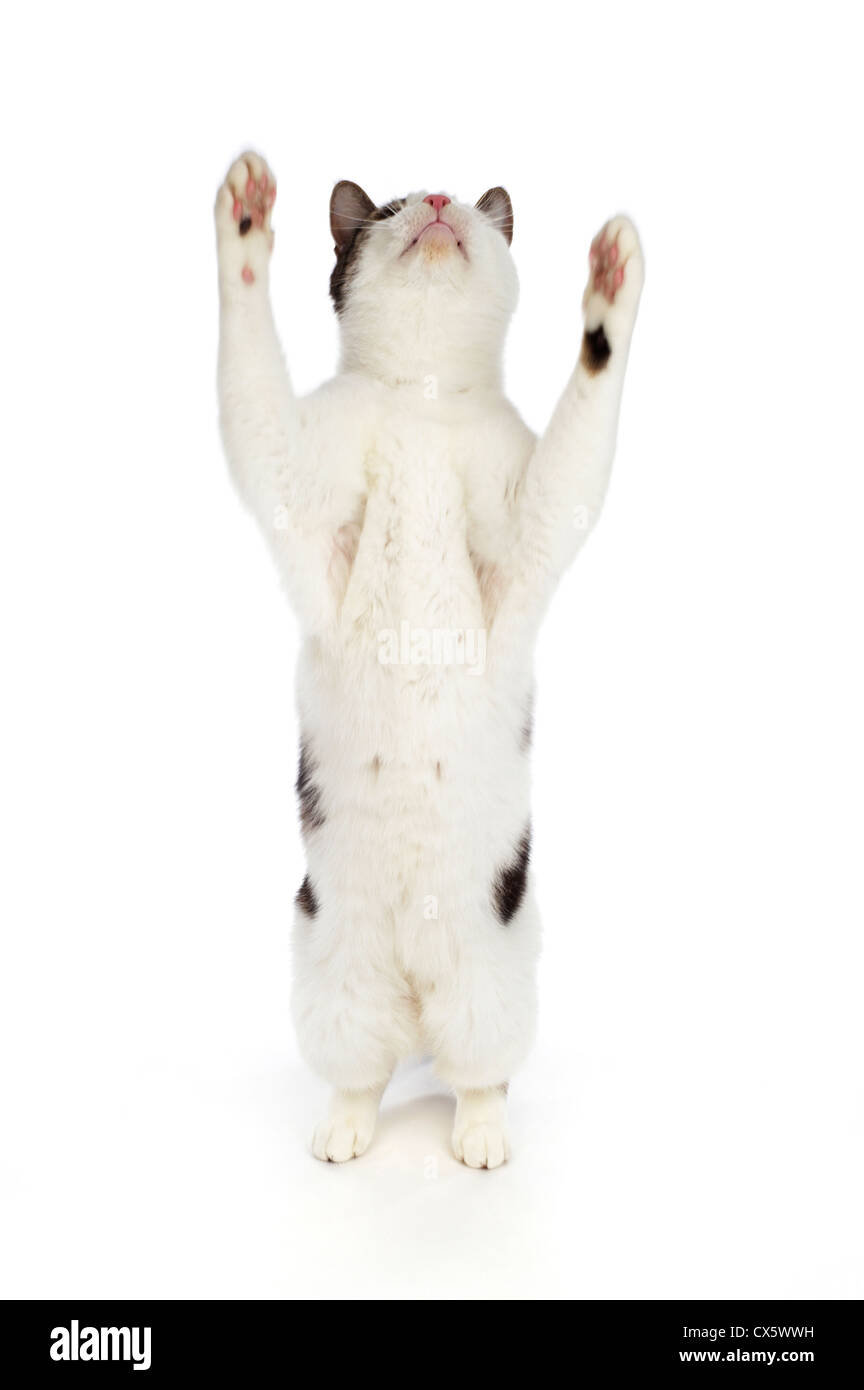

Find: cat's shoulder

[299,371,384,422]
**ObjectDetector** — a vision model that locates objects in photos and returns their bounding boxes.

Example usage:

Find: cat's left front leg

[216,151,290,524]
[505,216,644,622]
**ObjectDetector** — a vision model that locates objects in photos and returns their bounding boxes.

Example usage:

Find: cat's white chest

[342,419,485,640]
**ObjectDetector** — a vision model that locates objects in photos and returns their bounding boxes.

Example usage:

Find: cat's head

[328,182,518,389]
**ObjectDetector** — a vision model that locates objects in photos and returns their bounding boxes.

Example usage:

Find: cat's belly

[298,723,530,920]
[296,631,531,906]
[295,428,532,922]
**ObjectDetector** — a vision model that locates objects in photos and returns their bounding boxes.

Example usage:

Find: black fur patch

[492,825,531,925]
[296,740,325,834]
[330,198,406,314]
[295,875,319,917]
[581,324,611,373]
[239,216,252,236]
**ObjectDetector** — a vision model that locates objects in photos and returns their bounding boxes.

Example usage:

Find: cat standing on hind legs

[215,152,643,1168]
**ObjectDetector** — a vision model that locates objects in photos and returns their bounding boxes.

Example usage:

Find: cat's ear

[475,187,513,245]
[330,181,375,251]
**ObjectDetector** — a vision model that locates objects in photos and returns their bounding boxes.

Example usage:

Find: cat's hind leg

[292,893,420,1163]
[421,891,540,1169]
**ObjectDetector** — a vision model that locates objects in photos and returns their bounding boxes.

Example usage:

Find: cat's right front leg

[216,150,291,521]
[215,153,338,626]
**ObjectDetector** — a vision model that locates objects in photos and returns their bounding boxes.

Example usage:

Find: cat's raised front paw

[215,151,276,286]
[582,215,644,333]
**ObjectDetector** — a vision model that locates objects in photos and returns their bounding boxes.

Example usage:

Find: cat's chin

[415,222,464,263]
[419,220,456,243]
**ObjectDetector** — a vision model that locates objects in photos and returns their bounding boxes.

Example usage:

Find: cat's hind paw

[312,1118,373,1163]
[215,151,276,286]
[311,1087,381,1163]
[452,1120,510,1169]
[452,1086,511,1169]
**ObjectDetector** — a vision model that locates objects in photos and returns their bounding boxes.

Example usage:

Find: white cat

[215,153,643,1168]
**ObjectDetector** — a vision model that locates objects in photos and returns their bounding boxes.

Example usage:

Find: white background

[1,1,862,1300]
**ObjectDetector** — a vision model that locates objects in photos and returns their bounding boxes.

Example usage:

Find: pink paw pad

[231,167,276,239]
[242,266,255,284]
[589,227,627,304]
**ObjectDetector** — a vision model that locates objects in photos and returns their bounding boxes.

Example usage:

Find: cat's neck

[337,301,506,396]
[339,349,503,397]
[338,338,503,396]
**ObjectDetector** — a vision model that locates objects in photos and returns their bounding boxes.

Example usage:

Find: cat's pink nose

[424,194,451,214]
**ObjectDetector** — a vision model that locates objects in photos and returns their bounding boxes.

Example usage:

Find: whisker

[335,200,410,231]
[335,215,386,229]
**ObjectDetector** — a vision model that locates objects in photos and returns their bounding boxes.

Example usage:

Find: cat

[215,152,643,1168]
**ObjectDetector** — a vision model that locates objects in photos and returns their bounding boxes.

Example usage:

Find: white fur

[452,1085,511,1170]
[215,154,643,1166]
